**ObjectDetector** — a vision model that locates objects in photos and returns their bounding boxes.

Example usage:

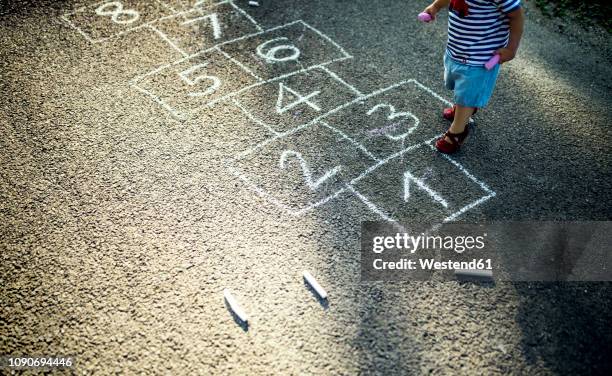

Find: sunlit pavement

[1,0,611,374]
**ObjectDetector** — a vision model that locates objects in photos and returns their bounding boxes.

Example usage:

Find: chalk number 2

[280,150,341,191]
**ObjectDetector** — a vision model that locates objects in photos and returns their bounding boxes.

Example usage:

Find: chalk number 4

[276,83,321,114]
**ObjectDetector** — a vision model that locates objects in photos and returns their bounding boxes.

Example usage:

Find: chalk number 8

[96,1,140,25]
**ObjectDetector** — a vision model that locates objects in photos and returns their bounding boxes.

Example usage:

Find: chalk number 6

[257,37,301,63]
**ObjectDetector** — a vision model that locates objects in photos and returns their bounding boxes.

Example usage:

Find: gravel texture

[1,0,611,375]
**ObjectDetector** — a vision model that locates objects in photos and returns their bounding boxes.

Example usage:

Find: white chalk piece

[248,1,260,6]
[303,271,328,299]
[454,269,494,279]
[223,289,248,323]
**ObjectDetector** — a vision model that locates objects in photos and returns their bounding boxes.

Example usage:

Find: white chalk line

[216,46,264,82]
[318,65,363,96]
[226,163,348,216]
[404,171,449,208]
[60,14,96,43]
[130,60,345,121]
[223,81,431,217]
[425,142,495,195]
[346,184,396,222]
[203,57,351,108]
[228,0,264,32]
[231,98,280,136]
[129,19,354,118]
[229,79,418,162]
[219,66,361,135]
[61,0,176,44]
[349,139,496,223]
[148,25,189,57]
[300,19,352,60]
[348,136,439,186]
[225,79,496,222]
[154,0,231,23]
[422,142,497,223]
[154,0,178,13]
[131,83,185,120]
[132,19,349,82]
[61,0,247,46]
[279,150,341,191]
[319,121,379,162]
[411,80,453,107]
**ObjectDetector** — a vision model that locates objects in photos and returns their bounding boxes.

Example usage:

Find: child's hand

[423,4,440,20]
[495,47,517,63]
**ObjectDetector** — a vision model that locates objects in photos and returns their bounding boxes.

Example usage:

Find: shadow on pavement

[513,282,612,375]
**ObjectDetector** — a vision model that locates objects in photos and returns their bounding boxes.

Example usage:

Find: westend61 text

[373,258,493,271]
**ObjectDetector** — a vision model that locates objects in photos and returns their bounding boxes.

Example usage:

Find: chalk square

[228,122,378,215]
[323,80,451,159]
[62,0,174,43]
[351,143,494,223]
[132,48,261,119]
[217,20,352,81]
[152,2,262,55]
[232,67,360,133]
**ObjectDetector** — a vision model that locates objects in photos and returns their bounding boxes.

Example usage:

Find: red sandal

[442,106,477,122]
[435,125,470,154]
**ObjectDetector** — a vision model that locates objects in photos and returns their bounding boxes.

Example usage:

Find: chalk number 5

[179,63,221,98]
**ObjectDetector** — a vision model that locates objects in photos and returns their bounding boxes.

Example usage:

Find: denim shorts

[444,52,501,108]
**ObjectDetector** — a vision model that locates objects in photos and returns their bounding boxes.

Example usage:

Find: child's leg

[449,105,475,133]
[440,105,474,145]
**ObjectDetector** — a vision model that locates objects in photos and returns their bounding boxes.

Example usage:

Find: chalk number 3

[367,103,419,141]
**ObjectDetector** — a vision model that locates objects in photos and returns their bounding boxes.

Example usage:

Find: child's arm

[423,0,450,20]
[495,7,525,63]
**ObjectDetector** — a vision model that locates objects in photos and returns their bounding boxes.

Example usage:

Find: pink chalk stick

[418,12,432,22]
[485,54,501,70]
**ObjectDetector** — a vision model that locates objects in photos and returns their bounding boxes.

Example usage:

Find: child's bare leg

[444,105,475,142]
[450,105,474,132]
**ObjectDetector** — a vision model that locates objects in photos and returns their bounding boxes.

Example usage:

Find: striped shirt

[447,0,521,66]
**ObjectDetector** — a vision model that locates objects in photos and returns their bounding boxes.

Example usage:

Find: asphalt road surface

[1,0,611,374]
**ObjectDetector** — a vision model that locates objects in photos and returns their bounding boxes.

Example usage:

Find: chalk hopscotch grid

[60,1,494,223]
[225,80,430,215]
[229,65,364,132]
[346,139,496,224]
[145,0,266,58]
[60,0,257,44]
[227,78,496,223]
[129,20,353,120]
